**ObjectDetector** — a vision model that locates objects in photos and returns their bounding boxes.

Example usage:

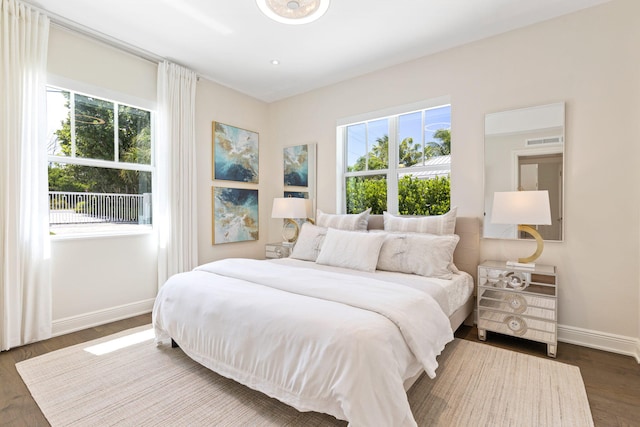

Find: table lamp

[271,197,308,245]
[491,190,552,268]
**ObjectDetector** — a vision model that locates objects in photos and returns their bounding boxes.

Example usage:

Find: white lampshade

[491,191,551,225]
[271,197,307,219]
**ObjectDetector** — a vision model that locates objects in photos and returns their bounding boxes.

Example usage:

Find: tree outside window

[47,87,153,235]
[341,104,451,215]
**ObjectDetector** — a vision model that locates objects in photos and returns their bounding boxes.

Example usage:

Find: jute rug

[16,325,594,426]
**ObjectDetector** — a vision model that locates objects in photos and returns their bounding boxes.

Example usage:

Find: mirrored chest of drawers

[477,260,558,357]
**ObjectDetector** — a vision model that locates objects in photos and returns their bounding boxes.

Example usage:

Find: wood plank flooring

[1,314,638,426]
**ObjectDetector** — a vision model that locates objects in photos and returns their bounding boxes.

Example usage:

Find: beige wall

[47,26,159,333]
[267,0,640,356]
[195,80,270,263]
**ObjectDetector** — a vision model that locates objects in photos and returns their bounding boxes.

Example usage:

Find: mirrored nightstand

[265,242,291,259]
[477,260,558,357]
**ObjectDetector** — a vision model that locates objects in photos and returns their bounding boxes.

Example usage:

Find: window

[47,86,154,235]
[338,102,451,215]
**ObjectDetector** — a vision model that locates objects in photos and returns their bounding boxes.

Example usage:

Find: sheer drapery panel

[156,61,198,288]
[0,0,51,350]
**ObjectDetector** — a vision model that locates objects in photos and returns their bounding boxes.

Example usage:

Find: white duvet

[153,258,454,427]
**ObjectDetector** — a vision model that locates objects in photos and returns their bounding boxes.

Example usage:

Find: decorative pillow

[376,231,460,279]
[316,228,386,272]
[316,208,371,231]
[290,223,327,262]
[383,207,457,235]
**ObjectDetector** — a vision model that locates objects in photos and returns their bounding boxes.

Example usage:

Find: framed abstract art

[283,144,309,186]
[283,143,316,221]
[212,186,259,244]
[212,122,259,183]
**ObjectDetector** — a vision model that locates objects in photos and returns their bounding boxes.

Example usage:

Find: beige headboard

[367,215,481,283]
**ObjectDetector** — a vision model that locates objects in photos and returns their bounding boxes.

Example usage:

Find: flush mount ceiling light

[256,0,330,25]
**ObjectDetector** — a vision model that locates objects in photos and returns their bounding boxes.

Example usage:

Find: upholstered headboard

[367,215,481,283]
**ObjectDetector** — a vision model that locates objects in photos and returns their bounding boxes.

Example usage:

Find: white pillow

[383,207,457,235]
[316,208,371,231]
[376,232,460,279]
[316,228,386,272]
[290,223,327,262]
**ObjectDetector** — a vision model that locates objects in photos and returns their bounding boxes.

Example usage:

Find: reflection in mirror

[484,102,565,241]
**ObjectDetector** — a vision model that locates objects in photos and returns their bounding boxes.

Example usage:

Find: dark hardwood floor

[1,314,638,426]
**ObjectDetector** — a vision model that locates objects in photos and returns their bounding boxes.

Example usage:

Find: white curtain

[0,0,51,350]
[156,61,198,288]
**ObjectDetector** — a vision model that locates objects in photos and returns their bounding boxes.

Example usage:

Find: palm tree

[425,129,451,158]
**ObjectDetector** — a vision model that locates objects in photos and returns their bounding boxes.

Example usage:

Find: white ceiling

[25,0,609,103]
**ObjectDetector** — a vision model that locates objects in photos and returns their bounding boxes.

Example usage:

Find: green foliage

[348,129,451,173]
[48,91,152,194]
[398,175,450,215]
[426,129,451,157]
[345,174,450,215]
[346,176,387,214]
[48,165,87,192]
[74,200,86,214]
[345,129,451,215]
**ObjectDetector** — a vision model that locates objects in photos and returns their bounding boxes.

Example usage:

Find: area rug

[16,325,594,426]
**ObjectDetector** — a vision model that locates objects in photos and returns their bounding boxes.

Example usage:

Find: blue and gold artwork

[213,122,259,183]
[283,144,308,187]
[212,187,259,244]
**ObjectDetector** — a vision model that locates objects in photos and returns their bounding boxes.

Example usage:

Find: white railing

[49,191,151,225]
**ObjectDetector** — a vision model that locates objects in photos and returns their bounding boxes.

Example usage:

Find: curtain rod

[49,21,163,66]
[24,1,162,65]
[25,0,201,79]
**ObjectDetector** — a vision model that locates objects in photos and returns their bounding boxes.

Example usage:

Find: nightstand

[477,260,558,357]
[265,242,291,259]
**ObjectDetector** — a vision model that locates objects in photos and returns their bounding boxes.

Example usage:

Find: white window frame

[46,76,156,237]
[336,96,451,214]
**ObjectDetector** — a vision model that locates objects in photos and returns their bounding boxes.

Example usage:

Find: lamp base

[516,224,544,264]
[506,260,536,269]
[281,218,300,244]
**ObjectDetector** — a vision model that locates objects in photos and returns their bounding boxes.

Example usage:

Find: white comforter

[153,258,454,427]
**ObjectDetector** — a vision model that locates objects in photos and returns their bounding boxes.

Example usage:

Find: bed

[153,213,480,427]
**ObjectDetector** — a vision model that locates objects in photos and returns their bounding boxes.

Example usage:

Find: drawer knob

[504,315,527,335]
[500,271,528,290]
[506,294,527,313]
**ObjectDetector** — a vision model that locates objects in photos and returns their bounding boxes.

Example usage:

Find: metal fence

[49,191,151,225]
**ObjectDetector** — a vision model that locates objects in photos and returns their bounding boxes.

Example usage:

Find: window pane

[48,162,152,234]
[398,173,450,215]
[424,105,451,159]
[367,118,389,170]
[119,105,151,165]
[345,174,387,214]
[346,123,366,171]
[46,87,71,156]
[398,111,423,167]
[75,94,115,161]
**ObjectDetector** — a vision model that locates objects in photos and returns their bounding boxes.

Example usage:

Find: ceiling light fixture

[256,0,330,25]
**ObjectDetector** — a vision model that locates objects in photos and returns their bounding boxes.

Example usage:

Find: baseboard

[52,298,155,337]
[558,324,640,363]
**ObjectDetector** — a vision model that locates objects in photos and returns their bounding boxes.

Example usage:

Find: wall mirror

[483,102,565,241]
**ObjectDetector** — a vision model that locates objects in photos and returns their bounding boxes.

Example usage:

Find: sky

[346,104,451,169]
